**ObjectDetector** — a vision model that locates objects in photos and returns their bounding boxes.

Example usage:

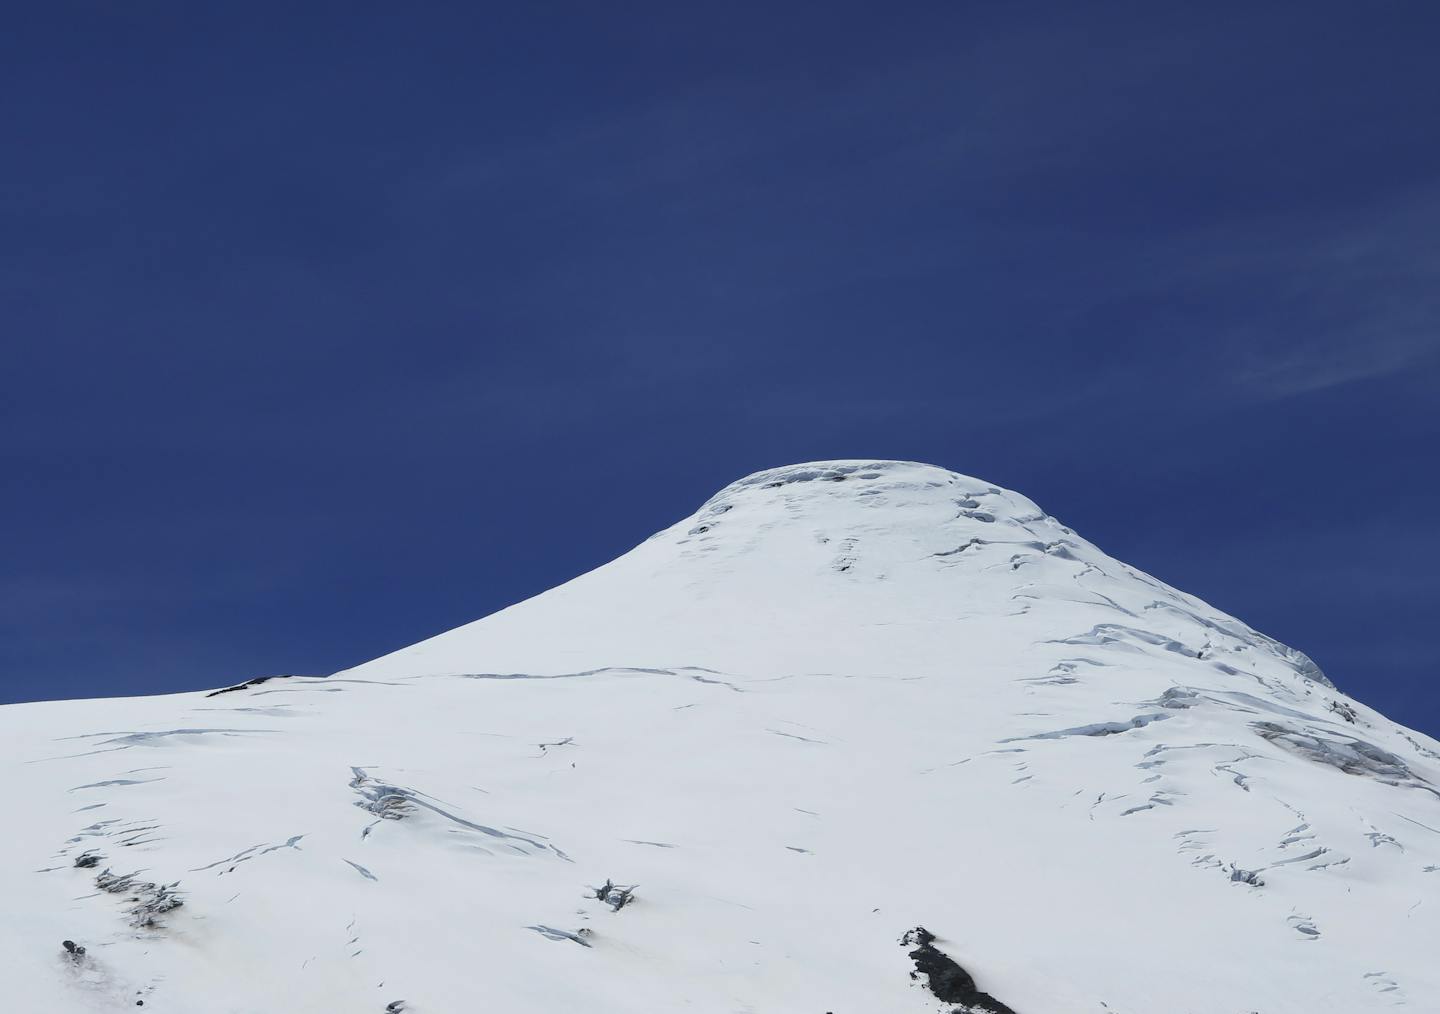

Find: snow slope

[4,460,1437,1013]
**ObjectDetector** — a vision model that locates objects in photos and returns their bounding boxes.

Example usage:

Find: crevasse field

[5,461,1437,1012]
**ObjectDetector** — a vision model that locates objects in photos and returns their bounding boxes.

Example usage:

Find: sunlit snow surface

[5,461,1437,1012]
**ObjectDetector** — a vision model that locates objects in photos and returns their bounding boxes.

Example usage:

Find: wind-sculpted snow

[1252,722,1439,798]
[3,460,1437,1012]
[349,765,571,859]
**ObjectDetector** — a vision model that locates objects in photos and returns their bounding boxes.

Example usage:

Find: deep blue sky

[3,4,1437,735]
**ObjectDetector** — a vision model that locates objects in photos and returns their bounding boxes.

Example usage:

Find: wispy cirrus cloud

[1232,330,1436,397]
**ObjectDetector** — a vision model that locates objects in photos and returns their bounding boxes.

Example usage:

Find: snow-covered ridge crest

[5,459,1435,1013]
[698,458,1046,523]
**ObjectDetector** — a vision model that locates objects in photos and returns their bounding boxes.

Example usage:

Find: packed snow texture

[3,460,1437,1012]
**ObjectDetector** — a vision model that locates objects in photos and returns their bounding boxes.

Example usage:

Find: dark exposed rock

[902,927,1017,1014]
[1328,700,1359,724]
[593,878,636,911]
[94,868,184,927]
[205,675,293,697]
[95,868,138,894]
[131,883,184,927]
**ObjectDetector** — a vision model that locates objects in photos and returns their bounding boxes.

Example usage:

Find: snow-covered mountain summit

[344,459,1328,688]
[5,460,1437,1013]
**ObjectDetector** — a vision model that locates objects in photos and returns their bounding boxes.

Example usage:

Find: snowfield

[4,460,1437,1013]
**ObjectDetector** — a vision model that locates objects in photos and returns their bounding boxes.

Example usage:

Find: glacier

[3,460,1437,1012]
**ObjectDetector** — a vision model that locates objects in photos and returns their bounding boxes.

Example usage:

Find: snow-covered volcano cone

[4,461,1437,1013]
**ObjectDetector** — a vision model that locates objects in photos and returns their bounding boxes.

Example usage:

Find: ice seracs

[3,460,1437,1012]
